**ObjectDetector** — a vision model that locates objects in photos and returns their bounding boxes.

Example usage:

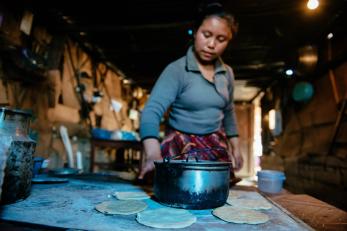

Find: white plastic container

[257,170,286,194]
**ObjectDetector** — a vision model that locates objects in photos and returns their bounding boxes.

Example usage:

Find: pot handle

[163,154,199,163]
[163,146,227,163]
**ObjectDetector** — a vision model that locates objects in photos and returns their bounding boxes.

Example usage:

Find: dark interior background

[6,0,346,96]
[1,0,347,215]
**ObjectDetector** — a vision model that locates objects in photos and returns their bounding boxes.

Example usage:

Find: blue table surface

[0,174,311,231]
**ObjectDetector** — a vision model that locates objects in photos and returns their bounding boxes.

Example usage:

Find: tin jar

[0,108,36,204]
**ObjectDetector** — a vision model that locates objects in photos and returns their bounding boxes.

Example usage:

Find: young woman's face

[194,16,232,63]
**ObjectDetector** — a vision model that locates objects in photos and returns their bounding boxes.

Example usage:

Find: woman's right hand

[138,138,162,179]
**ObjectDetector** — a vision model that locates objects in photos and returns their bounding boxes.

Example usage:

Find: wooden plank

[268,194,347,231]
[264,195,314,231]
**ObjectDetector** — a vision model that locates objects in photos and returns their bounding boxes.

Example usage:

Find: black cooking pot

[153,156,231,209]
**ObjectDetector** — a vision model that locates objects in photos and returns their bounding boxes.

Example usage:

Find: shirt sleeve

[223,66,239,137]
[140,63,182,140]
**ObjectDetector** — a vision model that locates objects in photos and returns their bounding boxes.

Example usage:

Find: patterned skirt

[160,128,231,162]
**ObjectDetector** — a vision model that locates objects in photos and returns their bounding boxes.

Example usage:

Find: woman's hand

[138,138,162,179]
[227,137,243,171]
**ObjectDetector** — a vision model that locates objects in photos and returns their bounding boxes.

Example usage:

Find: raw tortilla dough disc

[228,190,243,200]
[95,200,147,215]
[113,191,150,200]
[226,198,272,210]
[136,208,197,228]
[213,205,269,224]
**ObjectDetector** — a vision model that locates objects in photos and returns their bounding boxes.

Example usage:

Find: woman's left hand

[231,146,243,171]
[228,137,243,171]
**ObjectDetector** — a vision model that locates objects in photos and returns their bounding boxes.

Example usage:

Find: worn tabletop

[0,174,312,230]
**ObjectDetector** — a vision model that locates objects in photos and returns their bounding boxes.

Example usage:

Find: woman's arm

[227,136,243,171]
[138,138,162,179]
[139,64,182,179]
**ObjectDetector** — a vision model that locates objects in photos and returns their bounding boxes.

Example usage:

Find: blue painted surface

[0,176,310,230]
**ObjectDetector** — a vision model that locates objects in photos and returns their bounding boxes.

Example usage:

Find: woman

[139,3,243,179]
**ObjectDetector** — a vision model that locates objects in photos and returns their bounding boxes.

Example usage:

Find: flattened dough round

[213,205,269,224]
[226,198,272,210]
[228,190,243,200]
[114,191,150,200]
[95,200,147,215]
[136,208,197,228]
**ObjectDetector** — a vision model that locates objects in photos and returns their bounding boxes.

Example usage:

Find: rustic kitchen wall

[0,4,130,171]
[261,35,347,210]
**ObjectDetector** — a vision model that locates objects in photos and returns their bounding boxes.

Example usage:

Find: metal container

[154,159,231,209]
[0,108,36,204]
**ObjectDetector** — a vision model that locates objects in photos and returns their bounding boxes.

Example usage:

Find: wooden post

[327,39,340,104]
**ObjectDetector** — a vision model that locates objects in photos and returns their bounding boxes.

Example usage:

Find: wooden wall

[261,36,347,210]
[0,4,132,171]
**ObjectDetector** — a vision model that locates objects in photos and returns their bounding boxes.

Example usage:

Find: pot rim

[0,107,32,116]
[154,160,232,166]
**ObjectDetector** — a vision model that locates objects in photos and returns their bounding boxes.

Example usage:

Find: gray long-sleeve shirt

[140,46,238,139]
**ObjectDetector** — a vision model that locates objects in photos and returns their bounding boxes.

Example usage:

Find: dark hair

[195,1,238,36]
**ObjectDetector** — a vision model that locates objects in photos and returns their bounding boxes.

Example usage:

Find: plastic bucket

[91,128,112,140]
[257,170,286,194]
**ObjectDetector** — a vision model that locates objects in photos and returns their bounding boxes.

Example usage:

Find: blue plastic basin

[257,170,286,194]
